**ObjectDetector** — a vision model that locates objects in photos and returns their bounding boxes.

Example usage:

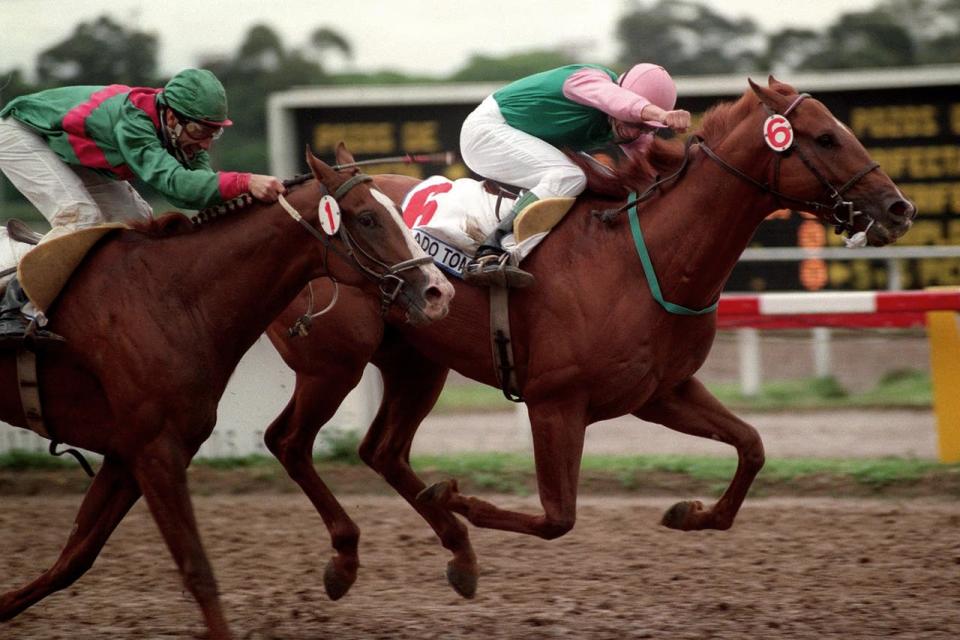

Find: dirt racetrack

[2,492,959,639]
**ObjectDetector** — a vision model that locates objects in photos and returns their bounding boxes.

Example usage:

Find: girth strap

[16,349,48,438]
[488,285,523,402]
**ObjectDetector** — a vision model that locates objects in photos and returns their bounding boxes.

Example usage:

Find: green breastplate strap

[627,191,719,316]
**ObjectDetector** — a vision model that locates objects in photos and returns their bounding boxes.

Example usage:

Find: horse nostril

[424,285,443,303]
[888,199,916,222]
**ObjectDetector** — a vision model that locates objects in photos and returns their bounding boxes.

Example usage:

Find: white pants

[0,117,153,275]
[459,96,587,201]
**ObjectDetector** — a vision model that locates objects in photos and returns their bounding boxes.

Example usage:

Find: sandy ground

[1,494,958,640]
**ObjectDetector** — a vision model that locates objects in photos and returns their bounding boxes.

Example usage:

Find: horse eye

[816,133,837,149]
[356,212,377,228]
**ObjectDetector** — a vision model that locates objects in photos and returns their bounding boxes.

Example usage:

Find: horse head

[744,76,915,246]
[303,143,453,324]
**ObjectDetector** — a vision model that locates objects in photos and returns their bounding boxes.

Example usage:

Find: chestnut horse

[264,79,915,599]
[0,144,453,640]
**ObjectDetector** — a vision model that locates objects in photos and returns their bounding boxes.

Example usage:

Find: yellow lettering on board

[312,123,396,154]
[850,105,940,138]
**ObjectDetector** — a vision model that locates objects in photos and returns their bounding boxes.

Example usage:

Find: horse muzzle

[865,196,917,246]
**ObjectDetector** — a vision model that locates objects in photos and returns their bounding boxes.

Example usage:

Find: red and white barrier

[716,288,960,463]
[718,290,960,329]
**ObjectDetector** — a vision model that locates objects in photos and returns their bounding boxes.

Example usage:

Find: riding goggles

[180,118,224,141]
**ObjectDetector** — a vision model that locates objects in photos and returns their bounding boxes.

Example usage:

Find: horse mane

[127,211,195,236]
[127,176,317,238]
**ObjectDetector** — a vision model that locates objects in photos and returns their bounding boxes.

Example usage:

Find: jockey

[460,63,691,288]
[0,68,286,346]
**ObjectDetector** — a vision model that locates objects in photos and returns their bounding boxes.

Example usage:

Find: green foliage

[615,1,761,74]
[35,16,159,87]
[449,50,579,82]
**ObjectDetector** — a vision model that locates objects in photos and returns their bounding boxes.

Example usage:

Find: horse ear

[305,145,334,181]
[748,77,785,112]
[335,142,356,167]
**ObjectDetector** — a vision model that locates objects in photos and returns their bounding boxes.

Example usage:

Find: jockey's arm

[563,68,690,132]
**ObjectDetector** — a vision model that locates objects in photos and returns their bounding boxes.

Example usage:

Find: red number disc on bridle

[763,114,794,152]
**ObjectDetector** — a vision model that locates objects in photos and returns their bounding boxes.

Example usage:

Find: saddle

[18,223,126,314]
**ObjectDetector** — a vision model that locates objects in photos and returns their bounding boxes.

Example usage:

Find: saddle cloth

[400,176,573,278]
[18,223,126,314]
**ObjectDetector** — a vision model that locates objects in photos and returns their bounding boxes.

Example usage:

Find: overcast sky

[2,0,880,79]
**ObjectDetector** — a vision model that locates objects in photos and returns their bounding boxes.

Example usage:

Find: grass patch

[3,449,957,497]
[0,449,75,470]
[434,384,515,414]
[704,371,931,411]
[435,370,933,415]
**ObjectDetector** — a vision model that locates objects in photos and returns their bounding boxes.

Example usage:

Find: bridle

[595,92,881,245]
[697,93,880,242]
[277,172,433,318]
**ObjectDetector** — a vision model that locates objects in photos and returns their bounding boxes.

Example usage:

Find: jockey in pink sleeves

[460,63,691,288]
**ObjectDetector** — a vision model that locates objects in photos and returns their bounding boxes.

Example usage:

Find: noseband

[697,93,880,244]
[279,173,432,316]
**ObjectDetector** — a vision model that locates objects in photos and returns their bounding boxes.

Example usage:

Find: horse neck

[627,137,777,309]
[166,196,326,360]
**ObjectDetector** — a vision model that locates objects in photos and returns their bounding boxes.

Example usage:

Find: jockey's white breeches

[0,117,153,229]
[0,117,154,277]
[459,96,587,200]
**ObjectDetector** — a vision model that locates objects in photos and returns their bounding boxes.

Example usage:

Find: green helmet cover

[161,68,232,125]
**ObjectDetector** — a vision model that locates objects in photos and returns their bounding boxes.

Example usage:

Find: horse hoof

[446,559,478,599]
[417,479,456,506]
[660,500,704,531]
[323,557,357,601]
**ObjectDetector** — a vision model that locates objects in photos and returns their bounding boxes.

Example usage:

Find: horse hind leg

[419,397,588,540]
[362,342,478,598]
[130,435,232,640]
[263,368,365,601]
[0,456,141,621]
[635,376,765,531]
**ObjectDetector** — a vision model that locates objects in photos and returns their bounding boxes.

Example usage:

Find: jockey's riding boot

[0,277,64,350]
[463,191,538,289]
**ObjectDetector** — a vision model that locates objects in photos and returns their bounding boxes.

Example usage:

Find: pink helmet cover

[618,63,677,127]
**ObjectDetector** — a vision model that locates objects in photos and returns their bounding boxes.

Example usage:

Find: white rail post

[812,327,832,378]
[738,328,761,397]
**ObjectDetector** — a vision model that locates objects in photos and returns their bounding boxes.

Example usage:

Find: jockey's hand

[640,105,692,133]
[249,174,286,202]
[662,109,691,133]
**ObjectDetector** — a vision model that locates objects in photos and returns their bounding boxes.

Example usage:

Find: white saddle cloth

[400,176,549,278]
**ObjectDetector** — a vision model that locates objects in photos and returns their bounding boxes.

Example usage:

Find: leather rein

[277,173,433,317]
[596,93,880,241]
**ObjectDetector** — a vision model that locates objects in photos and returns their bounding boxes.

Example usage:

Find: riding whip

[332,151,456,170]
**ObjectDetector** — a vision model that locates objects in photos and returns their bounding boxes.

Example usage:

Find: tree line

[1,0,958,176]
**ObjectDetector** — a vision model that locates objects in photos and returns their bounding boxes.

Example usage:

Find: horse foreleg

[263,368,364,601]
[362,343,478,598]
[420,398,587,540]
[0,456,140,621]
[635,376,765,531]
[131,436,232,640]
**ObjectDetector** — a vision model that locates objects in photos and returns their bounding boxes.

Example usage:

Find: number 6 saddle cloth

[400,175,574,278]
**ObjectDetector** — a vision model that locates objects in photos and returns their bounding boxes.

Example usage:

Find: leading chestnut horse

[264,79,915,600]
[0,144,453,639]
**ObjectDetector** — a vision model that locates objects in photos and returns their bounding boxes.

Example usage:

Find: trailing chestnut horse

[0,144,453,640]
[264,78,916,600]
